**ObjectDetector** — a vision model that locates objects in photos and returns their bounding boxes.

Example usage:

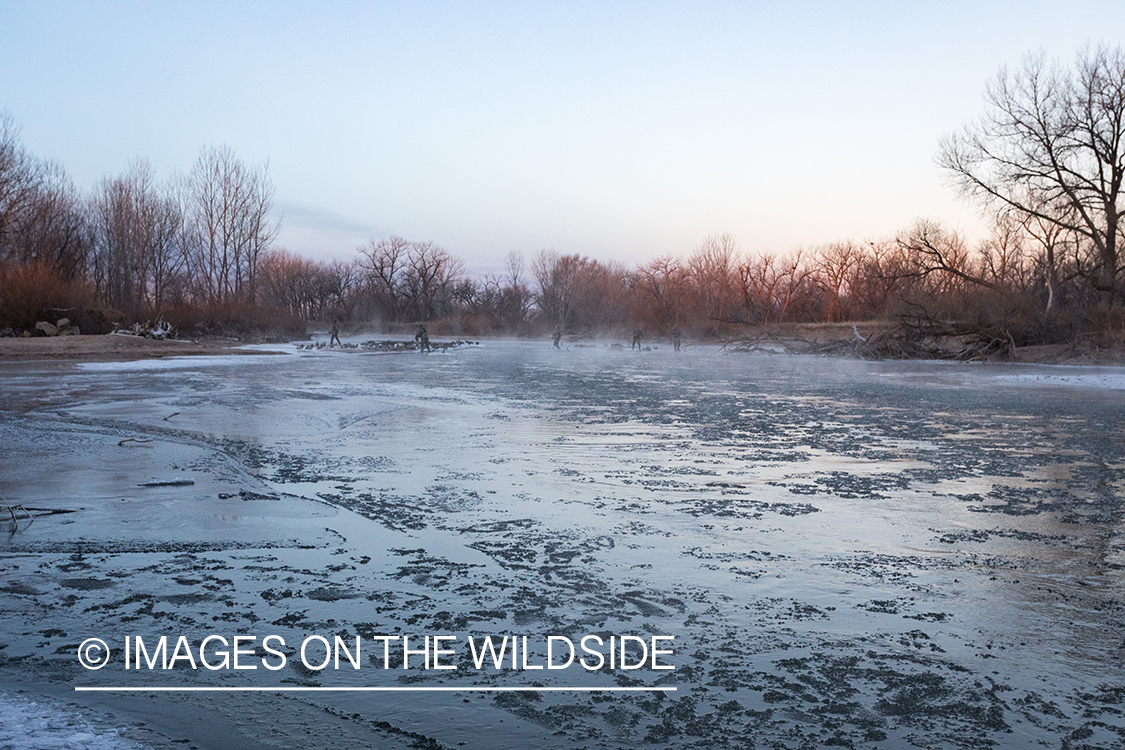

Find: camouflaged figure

[415,324,431,353]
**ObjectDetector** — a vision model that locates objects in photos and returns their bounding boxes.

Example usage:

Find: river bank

[6,326,1125,366]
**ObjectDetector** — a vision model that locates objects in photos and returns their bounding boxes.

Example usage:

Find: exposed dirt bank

[730,322,1125,365]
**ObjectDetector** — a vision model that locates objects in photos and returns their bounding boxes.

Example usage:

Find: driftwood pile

[111,319,174,340]
[728,318,1020,362]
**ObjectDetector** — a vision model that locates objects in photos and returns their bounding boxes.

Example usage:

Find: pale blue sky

[2,1,1121,270]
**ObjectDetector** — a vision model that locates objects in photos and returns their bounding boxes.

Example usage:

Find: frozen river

[1,340,1123,749]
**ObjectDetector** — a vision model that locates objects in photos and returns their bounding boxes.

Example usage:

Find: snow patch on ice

[0,691,151,750]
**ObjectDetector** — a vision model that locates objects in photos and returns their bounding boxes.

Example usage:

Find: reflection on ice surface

[76,353,290,372]
[875,358,1125,391]
[989,368,1125,390]
[2,341,1124,750]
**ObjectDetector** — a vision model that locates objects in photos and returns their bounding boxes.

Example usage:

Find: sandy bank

[0,334,285,362]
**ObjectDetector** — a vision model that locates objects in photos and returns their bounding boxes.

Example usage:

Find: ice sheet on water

[4,342,1125,749]
[0,691,150,750]
[989,367,1125,390]
[870,358,1125,391]
[76,354,290,372]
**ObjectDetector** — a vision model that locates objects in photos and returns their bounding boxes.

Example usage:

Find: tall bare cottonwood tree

[185,145,277,304]
[358,235,410,321]
[89,160,184,314]
[688,233,739,326]
[0,112,86,277]
[940,45,1125,304]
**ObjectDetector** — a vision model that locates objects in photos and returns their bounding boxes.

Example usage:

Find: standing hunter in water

[415,324,431,353]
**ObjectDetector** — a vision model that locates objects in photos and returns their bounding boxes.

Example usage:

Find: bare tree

[1021,201,1084,314]
[0,110,36,263]
[812,242,861,321]
[401,240,464,320]
[500,250,533,326]
[533,250,601,329]
[329,258,362,320]
[0,112,87,277]
[737,251,813,323]
[770,250,814,322]
[532,250,631,330]
[939,45,1125,304]
[358,235,411,320]
[977,214,1030,288]
[852,239,911,318]
[688,233,739,325]
[185,145,277,304]
[636,255,689,329]
[12,161,86,278]
[898,219,997,293]
[88,159,188,314]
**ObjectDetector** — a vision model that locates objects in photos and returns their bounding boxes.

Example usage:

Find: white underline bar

[75,686,676,693]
